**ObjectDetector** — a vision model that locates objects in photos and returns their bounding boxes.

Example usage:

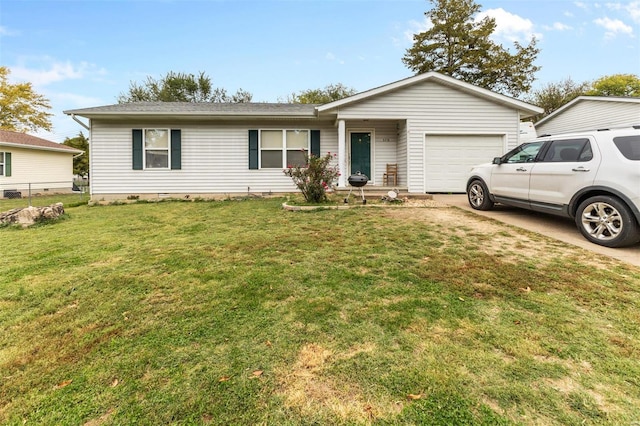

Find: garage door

[425,135,504,192]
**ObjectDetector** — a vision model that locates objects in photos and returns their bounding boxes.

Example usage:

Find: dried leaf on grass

[54,379,73,389]
[218,376,231,382]
[251,370,263,378]
[407,393,422,400]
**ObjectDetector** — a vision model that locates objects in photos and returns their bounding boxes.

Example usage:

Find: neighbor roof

[64,102,319,119]
[0,130,83,154]
[534,96,640,127]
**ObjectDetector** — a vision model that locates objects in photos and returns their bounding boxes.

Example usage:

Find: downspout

[71,114,90,131]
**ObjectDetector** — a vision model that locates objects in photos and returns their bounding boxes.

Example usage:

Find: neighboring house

[535,96,640,135]
[0,130,83,198]
[64,72,542,200]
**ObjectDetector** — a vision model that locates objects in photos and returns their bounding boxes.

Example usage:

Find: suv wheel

[467,180,494,211]
[575,195,640,248]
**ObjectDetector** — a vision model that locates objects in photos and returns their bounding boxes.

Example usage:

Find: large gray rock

[0,203,65,227]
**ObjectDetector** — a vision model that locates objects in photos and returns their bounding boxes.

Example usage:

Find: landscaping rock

[0,203,65,227]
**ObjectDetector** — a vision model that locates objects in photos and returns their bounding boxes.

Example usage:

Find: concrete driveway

[433,194,640,268]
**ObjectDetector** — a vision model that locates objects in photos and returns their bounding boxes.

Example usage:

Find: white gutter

[71,114,90,131]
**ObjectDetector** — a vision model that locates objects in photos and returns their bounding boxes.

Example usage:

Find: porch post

[338,119,346,187]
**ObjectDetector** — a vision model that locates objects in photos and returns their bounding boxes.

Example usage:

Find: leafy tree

[285,83,357,104]
[0,66,53,132]
[118,71,252,103]
[586,74,640,97]
[63,132,89,177]
[526,77,591,122]
[402,0,540,97]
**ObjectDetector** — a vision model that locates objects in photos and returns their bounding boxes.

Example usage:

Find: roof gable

[535,96,640,127]
[0,130,83,154]
[317,72,543,117]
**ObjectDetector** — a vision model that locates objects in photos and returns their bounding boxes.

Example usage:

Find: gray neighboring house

[535,96,640,135]
[64,72,542,200]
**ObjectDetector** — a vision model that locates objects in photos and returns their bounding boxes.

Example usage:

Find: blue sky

[1,0,639,142]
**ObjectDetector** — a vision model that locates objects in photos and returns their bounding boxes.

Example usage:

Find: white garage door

[425,135,504,192]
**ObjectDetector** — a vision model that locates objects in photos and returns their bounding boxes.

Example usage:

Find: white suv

[466,127,640,248]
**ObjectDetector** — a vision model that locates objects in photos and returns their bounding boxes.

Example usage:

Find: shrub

[284,152,340,203]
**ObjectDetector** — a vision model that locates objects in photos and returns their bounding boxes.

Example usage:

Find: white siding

[536,100,640,135]
[0,147,75,193]
[90,121,337,197]
[336,80,519,193]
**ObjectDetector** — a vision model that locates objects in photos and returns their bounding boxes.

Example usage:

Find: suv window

[541,138,592,162]
[505,141,544,163]
[613,135,640,160]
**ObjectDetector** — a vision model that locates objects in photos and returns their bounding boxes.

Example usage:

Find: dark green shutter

[5,152,11,177]
[171,129,181,170]
[249,130,258,169]
[311,130,320,157]
[132,129,143,170]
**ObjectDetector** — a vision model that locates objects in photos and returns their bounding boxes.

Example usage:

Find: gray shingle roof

[64,102,319,117]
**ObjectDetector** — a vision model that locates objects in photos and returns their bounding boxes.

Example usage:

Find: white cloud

[9,57,107,87]
[574,1,589,10]
[0,25,18,36]
[624,1,640,23]
[543,22,574,31]
[594,16,634,38]
[325,52,344,65]
[477,8,542,43]
[403,18,432,43]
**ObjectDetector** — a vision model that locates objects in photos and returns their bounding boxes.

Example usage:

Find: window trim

[143,128,171,170]
[258,129,310,169]
[0,152,4,176]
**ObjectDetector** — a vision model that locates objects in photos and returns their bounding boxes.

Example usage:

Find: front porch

[334,119,408,189]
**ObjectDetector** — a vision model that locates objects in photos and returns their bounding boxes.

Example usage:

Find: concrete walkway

[433,194,640,268]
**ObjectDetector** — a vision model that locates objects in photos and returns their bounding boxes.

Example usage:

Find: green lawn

[1,198,639,425]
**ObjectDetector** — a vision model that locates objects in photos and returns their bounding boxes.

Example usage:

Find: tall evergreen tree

[402,0,540,97]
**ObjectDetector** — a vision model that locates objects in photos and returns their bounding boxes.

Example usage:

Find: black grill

[345,172,369,204]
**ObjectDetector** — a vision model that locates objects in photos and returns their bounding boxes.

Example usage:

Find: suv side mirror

[492,157,503,165]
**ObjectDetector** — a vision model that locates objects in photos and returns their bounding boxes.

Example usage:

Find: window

[0,152,9,177]
[145,129,169,169]
[614,135,640,160]
[541,138,592,163]
[505,141,544,163]
[259,129,309,169]
[132,129,181,170]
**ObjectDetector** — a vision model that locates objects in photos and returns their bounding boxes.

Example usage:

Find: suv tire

[575,195,640,248]
[468,180,494,211]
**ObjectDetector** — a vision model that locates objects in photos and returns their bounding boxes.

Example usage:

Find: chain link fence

[0,180,89,210]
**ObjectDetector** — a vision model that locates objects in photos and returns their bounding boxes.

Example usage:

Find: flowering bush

[284,151,340,203]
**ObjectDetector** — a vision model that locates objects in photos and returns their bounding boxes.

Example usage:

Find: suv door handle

[516,167,528,172]
[572,167,590,172]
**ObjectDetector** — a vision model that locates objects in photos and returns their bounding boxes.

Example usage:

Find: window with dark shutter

[132,129,143,170]
[311,130,320,157]
[171,129,181,170]
[249,130,259,169]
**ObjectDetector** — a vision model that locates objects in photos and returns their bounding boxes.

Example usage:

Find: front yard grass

[1,198,639,424]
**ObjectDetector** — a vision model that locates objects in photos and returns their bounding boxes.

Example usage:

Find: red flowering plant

[284,151,340,203]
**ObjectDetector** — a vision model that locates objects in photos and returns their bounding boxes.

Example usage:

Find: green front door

[350,132,371,178]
